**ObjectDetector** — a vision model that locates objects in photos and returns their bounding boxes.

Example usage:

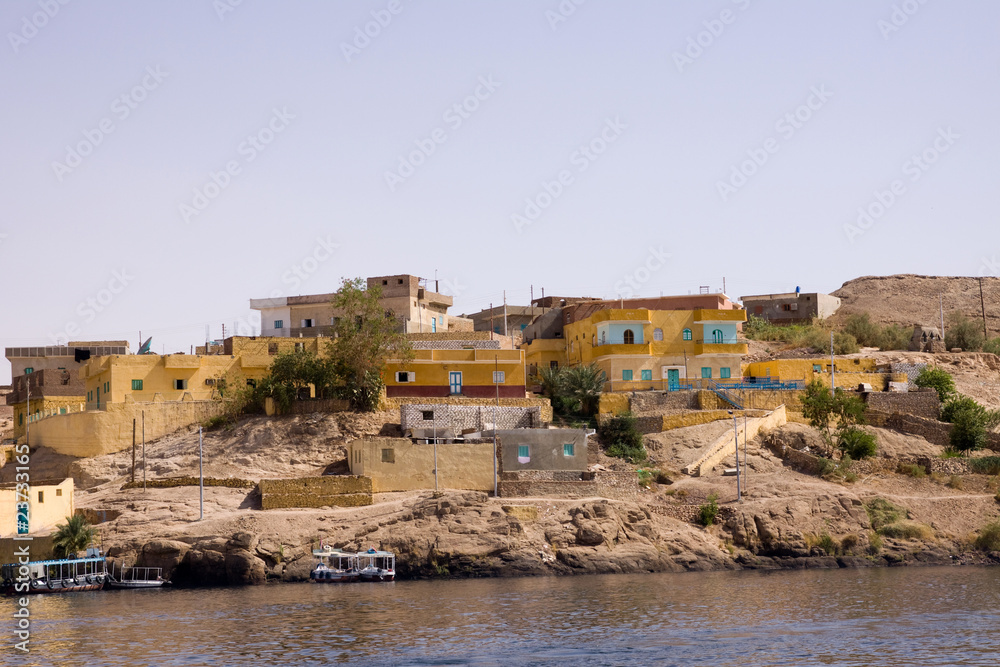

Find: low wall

[499,470,638,501]
[683,405,788,476]
[121,477,256,490]
[629,391,700,414]
[257,476,373,509]
[697,389,805,411]
[598,393,630,415]
[387,396,552,423]
[25,400,226,458]
[867,411,1000,453]
[661,410,767,432]
[863,390,940,420]
[266,398,350,416]
[401,403,543,432]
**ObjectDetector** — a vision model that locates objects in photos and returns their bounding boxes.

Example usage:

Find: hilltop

[829,274,1000,330]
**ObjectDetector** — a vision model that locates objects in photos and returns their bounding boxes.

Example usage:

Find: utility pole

[940,295,945,342]
[198,426,204,521]
[494,355,500,497]
[490,303,494,340]
[830,331,836,398]
[979,277,988,338]
[503,291,508,337]
[732,412,740,503]
[142,411,146,493]
[131,418,136,483]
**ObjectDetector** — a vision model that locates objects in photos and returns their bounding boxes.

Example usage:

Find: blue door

[449,371,462,395]
[667,369,680,391]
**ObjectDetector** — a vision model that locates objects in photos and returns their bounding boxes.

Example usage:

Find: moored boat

[2,548,108,595]
[357,548,395,582]
[107,564,168,589]
[310,547,359,583]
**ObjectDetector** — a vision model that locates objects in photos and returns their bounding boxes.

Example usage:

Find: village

[2,272,1000,587]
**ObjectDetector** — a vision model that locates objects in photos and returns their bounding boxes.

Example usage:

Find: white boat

[107,565,168,589]
[357,548,395,582]
[2,548,108,595]
[310,547,359,583]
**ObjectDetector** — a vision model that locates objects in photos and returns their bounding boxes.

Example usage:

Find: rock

[138,540,191,574]
[225,549,266,585]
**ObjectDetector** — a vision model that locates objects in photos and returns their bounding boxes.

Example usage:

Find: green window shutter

[622,370,633,381]
[641,369,652,381]
[518,445,529,458]
[720,367,731,379]
[132,379,143,391]
[683,329,692,341]
[563,444,574,456]
[701,367,712,379]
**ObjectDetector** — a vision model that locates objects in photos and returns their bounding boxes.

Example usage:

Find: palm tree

[52,515,96,558]
[537,365,565,401]
[563,363,605,417]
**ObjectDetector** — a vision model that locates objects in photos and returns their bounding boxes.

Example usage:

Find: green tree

[598,412,646,462]
[327,278,412,411]
[945,312,985,351]
[799,380,867,447]
[950,406,988,453]
[269,349,337,399]
[52,515,96,558]
[562,363,605,417]
[914,366,956,403]
[838,426,877,459]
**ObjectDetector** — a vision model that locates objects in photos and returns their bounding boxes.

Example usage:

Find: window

[720,367,731,379]
[550,361,559,369]
[622,369,633,381]
[813,364,822,372]
[712,329,724,344]
[653,328,663,341]
[24,367,33,374]
[174,379,187,390]
[641,369,652,381]
[517,445,530,462]
[18,414,22,426]
[381,448,395,463]
[397,278,403,284]
[563,444,575,457]
[382,279,388,285]
[431,317,437,333]
[56,488,62,497]
[274,320,284,329]
[520,323,527,331]
[104,382,110,393]
[701,367,712,379]
[493,371,505,383]
[301,319,313,328]
[683,328,692,341]
[38,491,44,503]
[396,371,415,383]
[422,410,434,420]
[623,329,635,345]
[131,379,143,391]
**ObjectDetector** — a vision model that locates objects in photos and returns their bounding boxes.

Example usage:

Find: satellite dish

[138,337,153,355]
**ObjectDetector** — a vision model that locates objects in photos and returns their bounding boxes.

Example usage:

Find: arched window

[653,328,663,341]
[623,329,635,345]
[712,329,724,344]
[682,328,692,341]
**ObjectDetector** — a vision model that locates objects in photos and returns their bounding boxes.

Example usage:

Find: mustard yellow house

[524,301,747,392]
[383,348,526,399]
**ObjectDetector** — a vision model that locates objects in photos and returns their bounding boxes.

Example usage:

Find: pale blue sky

[2,1,998,383]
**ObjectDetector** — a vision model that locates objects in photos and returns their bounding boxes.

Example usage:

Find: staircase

[707,381,743,409]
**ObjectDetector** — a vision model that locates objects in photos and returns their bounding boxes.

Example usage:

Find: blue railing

[706,381,743,409]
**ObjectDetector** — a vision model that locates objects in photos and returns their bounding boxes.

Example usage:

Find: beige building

[347,436,497,493]
[250,274,461,338]
[0,478,74,538]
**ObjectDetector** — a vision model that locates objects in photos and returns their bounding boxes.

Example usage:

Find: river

[7,566,999,666]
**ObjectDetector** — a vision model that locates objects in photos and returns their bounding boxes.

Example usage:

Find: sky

[2,0,999,383]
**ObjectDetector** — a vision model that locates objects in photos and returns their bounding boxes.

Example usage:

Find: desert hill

[829,274,1000,332]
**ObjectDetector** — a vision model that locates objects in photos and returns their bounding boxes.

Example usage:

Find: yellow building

[742,357,899,390]
[525,306,747,392]
[0,478,74,538]
[384,349,526,399]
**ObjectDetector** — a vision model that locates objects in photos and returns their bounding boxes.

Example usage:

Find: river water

[7,566,999,666]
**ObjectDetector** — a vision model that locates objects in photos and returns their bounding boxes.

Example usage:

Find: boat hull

[5,576,107,595]
[108,581,167,589]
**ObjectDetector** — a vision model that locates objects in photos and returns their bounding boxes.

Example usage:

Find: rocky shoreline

[106,490,1000,588]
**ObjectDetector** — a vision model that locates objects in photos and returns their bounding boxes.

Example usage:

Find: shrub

[944,312,984,352]
[983,337,1000,356]
[817,532,837,555]
[868,532,883,555]
[941,448,964,459]
[878,521,934,540]
[599,413,647,462]
[973,521,1000,551]
[949,407,988,453]
[842,314,911,350]
[840,533,859,553]
[865,497,905,530]
[698,493,720,527]
[947,475,964,490]
[637,468,654,489]
[914,367,956,403]
[839,427,878,459]
[969,457,1000,476]
[898,463,927,478]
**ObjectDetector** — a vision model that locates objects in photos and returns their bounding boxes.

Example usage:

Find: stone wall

[401,403,544,431]
[863,390,940,420]
[257,476,373,509]
[890,362,928,389]
[629,391,700,414]
[387,396,552,423]
[498,469,639,501]
[410,339,501,350]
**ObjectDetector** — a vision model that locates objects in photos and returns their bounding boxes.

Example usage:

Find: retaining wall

[257,476,373,509]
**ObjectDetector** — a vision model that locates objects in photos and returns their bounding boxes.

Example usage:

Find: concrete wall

[258,476,373,509]
[347,436,498,492]
[23,400,225,457]
[401,403,543,432]
[492,428,588,472]
[0,477,73,537]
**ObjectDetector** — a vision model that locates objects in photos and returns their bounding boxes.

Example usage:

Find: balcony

[695,341,749,356]
[590,343,652,357]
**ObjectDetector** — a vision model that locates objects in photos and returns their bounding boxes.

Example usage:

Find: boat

[107,564,168,589]
[2,548,108,595]
[309,547,360,583]
[357,548,395,582]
